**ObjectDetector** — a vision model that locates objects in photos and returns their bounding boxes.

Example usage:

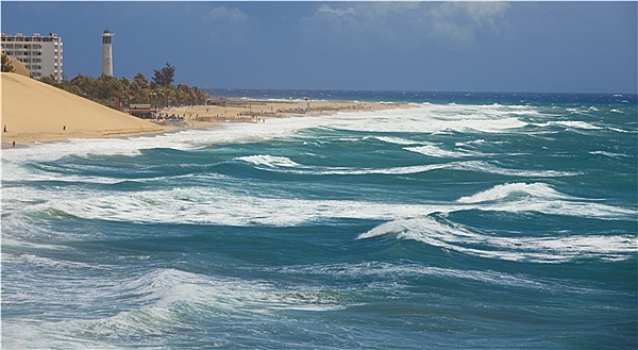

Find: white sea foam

[236,154,453,175]
[275,262,606,294]
[589,150,631,158]
[1,102,542,166]
[237,155,305,168]
[0,113,338,163]
[534,120,602,130]
[455,139,486,147]
[8,179,630,230]
[1,267,348,348]
[4,253,97,270]
[451,161,580,177]
[483,197,635,219]
[404,143,482,158]
[373,136,419,145]
[608,127,635,133]
[319,103,536,134]
[357,216,636,263]
[30,187,427,226]
[235,154,578,178]
[449,181,633,220]
[456,182,569,203]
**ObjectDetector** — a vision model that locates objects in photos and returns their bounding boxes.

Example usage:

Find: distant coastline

[1,73,412,148]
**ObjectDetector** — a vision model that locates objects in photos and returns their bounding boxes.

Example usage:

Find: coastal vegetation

[1,53,15,72]
[38,62,209,111]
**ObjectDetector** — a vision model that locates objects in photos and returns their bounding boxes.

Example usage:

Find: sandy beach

[1,73,169,147]
[162,98,413,130]
[1,72,412,147]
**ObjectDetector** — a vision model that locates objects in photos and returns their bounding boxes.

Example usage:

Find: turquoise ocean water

[2,91,637,349]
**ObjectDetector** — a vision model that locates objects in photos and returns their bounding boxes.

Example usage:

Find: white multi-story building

[1,32,64,81]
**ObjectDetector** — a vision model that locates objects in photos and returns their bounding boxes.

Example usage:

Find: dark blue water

[2,92,636,349]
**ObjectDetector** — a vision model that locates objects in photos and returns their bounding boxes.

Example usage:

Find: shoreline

[2,72,414,149]
[2,73,170,148]
[2,99,414,149]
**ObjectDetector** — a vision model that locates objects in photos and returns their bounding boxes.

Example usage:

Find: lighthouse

[101,28,114,76]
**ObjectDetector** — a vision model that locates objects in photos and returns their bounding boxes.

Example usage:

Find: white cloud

[317,4,356,17]
[425,2,510,49]
[204,6,248,23]
[299,3,411,48]
[202,6,250,44]
[462,2,510,26]
[300,2,510,51]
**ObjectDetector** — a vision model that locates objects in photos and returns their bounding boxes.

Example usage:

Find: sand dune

[1,73,168,146]
[1,72,413,147]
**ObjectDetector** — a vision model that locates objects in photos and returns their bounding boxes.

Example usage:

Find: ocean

[2,90,636,349]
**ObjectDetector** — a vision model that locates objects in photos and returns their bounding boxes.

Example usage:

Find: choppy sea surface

[2,91,637,349]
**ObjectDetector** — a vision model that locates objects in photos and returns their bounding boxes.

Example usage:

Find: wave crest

[358,216,636,263]
[457,182,568,203]
[237,155,304,168]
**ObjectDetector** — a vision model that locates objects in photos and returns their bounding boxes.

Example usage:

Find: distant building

[128,103,154,119]
[101,28,114,76]
[0,32,64,81]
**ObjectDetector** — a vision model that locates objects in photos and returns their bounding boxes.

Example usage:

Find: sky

[1,1,637,94]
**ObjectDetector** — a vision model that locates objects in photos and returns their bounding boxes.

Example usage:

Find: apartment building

[1,32,64,81]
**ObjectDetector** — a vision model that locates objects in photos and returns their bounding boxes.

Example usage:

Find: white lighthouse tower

[101,28,114,76]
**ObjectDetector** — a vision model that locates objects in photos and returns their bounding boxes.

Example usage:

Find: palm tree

[70,74,96,98]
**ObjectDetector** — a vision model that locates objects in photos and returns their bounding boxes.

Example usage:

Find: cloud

[202,6,249,43]
[300,2,510,51]
[426,2,510,49]
[317,4,356,17]
[204,6,248,23]
[299,3,410,48]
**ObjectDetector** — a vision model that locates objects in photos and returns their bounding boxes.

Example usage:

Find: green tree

[119,77,134,105]
[132,73,151,103]
[94,74,124,108]
[69,74,97,98]
[39,74,59,86]
[193,87,208,105]
[64,84,83,96]
[1,53,14,72]
[174,83,191,106]
[133,73,149,89]
[25,65,207,112]
[152,62,175,87]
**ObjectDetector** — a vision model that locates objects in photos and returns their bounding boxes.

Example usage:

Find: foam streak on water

[2,93,637,349]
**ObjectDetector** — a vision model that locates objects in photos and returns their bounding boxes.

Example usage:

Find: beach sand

[1,73,169,147]
[162,99,412,129]
[1,72,413,147]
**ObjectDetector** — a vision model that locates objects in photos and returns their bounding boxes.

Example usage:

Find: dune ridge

[1,73,168,146]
